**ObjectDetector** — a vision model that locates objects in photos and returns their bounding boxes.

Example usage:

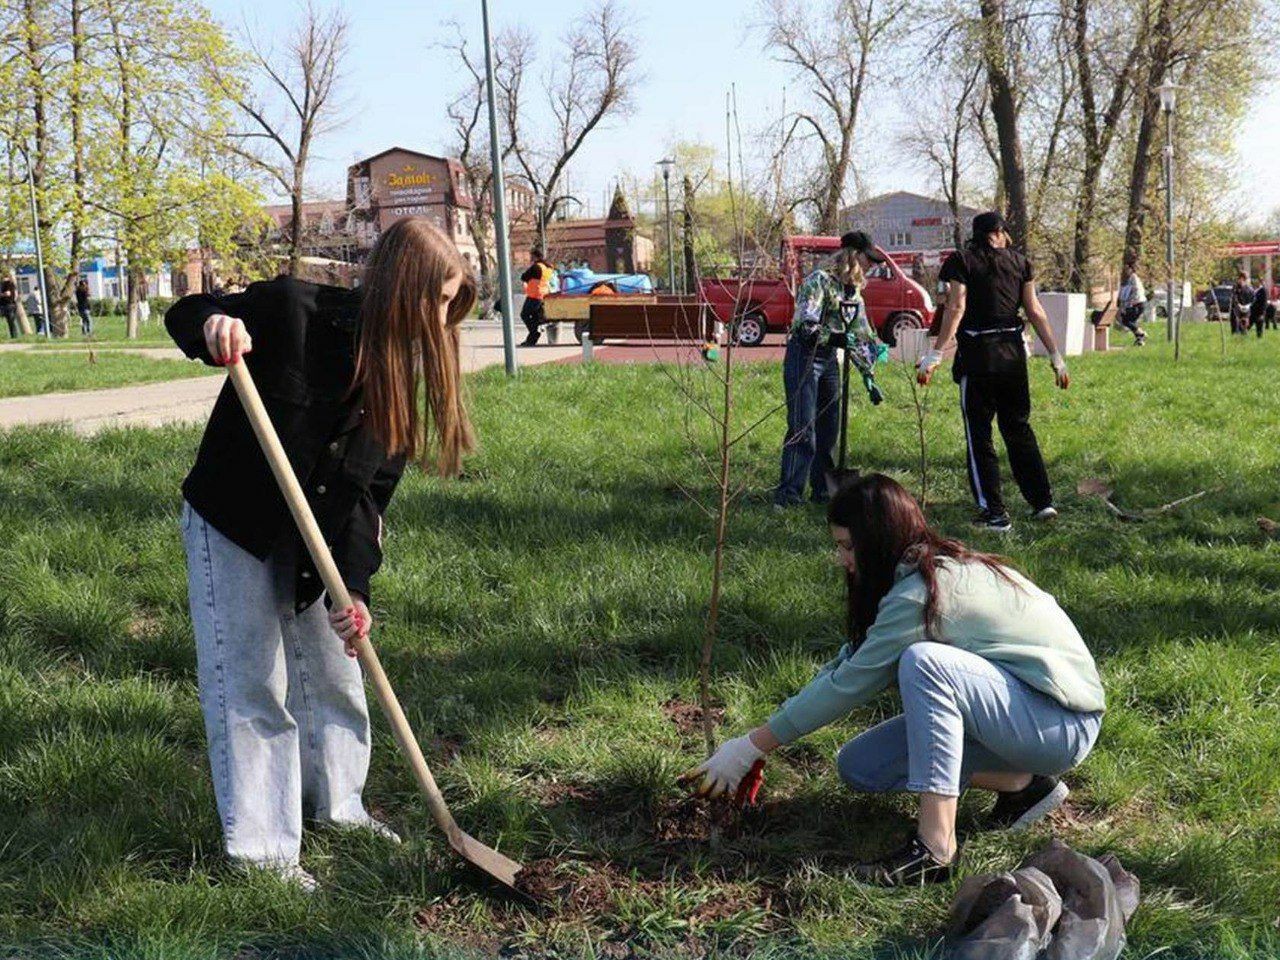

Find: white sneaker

[1030,505,1059,521]
[362,817,402,844]
[236,860,319,894]
[275,863,320,893]
[325,815,402,844]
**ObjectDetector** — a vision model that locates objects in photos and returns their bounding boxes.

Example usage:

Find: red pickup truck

[700,235,935,347]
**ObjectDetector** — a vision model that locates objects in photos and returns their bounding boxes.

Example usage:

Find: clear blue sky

[205,0,1280,226]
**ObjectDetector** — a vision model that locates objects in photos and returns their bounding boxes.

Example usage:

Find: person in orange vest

[519,248,554,346]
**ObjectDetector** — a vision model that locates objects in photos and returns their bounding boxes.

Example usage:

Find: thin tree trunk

[7,266,33,334]
[24,0,66,336]
[63,0,86,319]
[682,175,697,295]
[289,168,304,277]
[700,331,734,759]
[818,136,854,234]
[978,0,1028,250]
[1124,0,1173,268]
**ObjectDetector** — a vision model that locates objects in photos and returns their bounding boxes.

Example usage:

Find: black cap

[972,211,1007,240]
[840,230,887,263]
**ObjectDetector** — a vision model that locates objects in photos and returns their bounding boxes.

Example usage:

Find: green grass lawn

[13,312,174,347]
[1,324,1278,958]
[0,352,215,399]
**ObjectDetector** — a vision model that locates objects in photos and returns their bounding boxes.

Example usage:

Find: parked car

[699,235,935,347]
[1200,285,1234,318]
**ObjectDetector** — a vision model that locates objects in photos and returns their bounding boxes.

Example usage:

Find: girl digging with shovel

[684,474,1105,886]
[166,218,474,892]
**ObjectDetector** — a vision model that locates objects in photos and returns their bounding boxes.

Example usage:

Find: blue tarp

[556,269,654,295]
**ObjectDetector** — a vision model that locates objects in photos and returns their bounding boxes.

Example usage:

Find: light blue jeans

[837,642,1102,798]
[182,501,373,865]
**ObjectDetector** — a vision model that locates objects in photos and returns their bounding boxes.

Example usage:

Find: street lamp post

[1158,78,1178,358]
[657,158,676,294]
[481,0,517,376]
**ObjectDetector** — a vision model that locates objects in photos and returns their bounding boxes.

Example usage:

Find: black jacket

[166,276,406,611]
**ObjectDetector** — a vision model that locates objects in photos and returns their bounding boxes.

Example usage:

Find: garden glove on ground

[680,734,764,799]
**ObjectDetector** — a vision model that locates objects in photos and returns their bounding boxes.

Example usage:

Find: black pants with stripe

[959,365,1052,516]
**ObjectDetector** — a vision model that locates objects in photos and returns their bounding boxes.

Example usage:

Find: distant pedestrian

[24,290,45,336]
[1116,265,1148,346]
[1231,272,1253,335]
[1203,287,1222,324]
[1251,284,1268,339]
[519,248,554,347]
[0,276,17,338]
[75,278,92,336]
[917,212,1069,532]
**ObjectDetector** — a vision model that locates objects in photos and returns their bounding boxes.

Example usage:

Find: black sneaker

[852,835,957,887]
[986,775,1069,832]
[973,510,1013,532]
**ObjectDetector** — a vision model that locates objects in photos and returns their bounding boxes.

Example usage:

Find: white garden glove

[678,733,764,799]
[916,348,944,385]
[1049,351,1070,389]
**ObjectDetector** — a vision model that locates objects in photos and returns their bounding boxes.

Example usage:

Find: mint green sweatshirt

[767,558,1106,745]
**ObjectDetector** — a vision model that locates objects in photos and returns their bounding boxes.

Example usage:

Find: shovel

[226,358,524,893]
[824,301,861,498]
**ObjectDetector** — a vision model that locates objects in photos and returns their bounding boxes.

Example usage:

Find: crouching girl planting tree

[166,218,475,891]
[684,474,1105,886]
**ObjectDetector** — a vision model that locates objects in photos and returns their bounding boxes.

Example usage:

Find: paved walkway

[0,323,580,434]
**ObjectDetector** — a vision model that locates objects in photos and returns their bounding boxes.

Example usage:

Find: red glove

[734,758,766,808]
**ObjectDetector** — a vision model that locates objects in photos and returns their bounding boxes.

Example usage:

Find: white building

[840,192,983,267]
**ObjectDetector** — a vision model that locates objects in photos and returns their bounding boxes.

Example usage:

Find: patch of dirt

[509,857,778,926]
[653,796,739,843]
[536,780,603,808]
[126,612,163,641]
[662,697,724,738]
[413,894,503,953]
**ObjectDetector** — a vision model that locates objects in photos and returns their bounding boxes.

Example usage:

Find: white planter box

[1033,292,1087,357]
[891,327,932,364]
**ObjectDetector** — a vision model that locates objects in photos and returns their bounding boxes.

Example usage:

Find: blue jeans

[78,306,92,335]
[182,501,374,865]
[775,336,841,505]
[837,642,1102,797]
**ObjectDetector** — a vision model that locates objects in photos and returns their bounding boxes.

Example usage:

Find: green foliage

[90,297,120,317]
[0,0,267,334]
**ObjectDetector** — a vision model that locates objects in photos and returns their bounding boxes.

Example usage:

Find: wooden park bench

[576,299,717,353]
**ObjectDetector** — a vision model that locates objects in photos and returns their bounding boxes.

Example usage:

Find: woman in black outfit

[917,212,1070,532]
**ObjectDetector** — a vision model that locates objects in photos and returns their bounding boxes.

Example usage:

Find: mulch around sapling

[507,857,779,925]
[662,697,725,738]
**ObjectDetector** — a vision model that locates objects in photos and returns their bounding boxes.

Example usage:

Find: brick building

[510,186,652,274]
[262,199,360,264]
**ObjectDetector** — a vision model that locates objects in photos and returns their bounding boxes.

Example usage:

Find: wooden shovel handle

[226,359,462,842]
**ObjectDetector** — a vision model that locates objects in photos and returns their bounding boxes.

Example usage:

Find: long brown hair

[829,247,866,288]
[353,217,476,476]
[827,474,1016,646]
